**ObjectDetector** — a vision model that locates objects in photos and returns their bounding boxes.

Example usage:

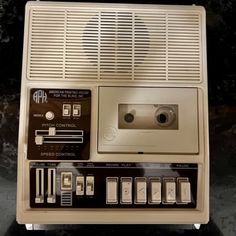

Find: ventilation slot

[167,13,201,81]
[29,10,65,79]
[61,191,72,206]
[65,11,99,79]
[134,13,165,80]
[99,12,133,80]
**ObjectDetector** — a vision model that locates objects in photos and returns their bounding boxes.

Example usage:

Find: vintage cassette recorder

[17,1,209,225]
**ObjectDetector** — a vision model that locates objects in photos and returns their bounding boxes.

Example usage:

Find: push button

[163,178,176,204]
[177,178,191,204]
[149,178,161,204]
[135,177,147,204]
[121,177,132,204]
[179,181,191,203]
[45,111,54,120]
[106,177,118,204]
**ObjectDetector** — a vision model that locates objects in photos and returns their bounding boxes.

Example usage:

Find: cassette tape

[98,87,199,154]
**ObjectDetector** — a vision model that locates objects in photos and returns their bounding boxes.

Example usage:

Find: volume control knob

[45,111,55,120]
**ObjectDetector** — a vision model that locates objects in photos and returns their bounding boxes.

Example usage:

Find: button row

[106,177,191,205]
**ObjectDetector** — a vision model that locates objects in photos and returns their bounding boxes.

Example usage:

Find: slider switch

[76,176,84,196]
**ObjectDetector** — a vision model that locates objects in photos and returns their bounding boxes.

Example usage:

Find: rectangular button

[179,181,191,203]
[149,178,161,204]
[86,176,94,196]
[164,180,176,203]
[106,177,118,204]
[76,176,84,196]
[121,177,132,204]
[135,178,146,204]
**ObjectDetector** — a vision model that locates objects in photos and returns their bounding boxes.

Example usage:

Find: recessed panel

[27,89,91,160]
[98,87,198,154]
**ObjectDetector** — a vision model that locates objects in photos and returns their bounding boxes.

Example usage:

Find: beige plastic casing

[17,1,209,224]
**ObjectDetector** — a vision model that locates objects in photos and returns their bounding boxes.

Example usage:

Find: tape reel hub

[155,106,176,127]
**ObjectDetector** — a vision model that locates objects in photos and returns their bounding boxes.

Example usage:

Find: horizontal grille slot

[61,191,72,206]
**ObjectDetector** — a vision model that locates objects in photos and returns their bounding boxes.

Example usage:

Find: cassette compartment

[119,104,178,129]
[98,87,198,154]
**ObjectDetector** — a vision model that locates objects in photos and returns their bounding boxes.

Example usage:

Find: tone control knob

[45,111,55,120]
[124,113,134,123]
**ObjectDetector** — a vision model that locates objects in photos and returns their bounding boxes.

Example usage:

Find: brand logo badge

[33,90,48,103]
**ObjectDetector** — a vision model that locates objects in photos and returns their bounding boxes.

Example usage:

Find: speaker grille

[99,11,133,80]
[28,7,202,82]
[29,9,65,79]
[66,11,99,79]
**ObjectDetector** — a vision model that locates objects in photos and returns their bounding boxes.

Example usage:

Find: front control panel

[27,89,91,160]
[30,162,197,208]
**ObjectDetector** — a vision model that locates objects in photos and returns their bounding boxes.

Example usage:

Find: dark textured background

[0,0,236,235]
